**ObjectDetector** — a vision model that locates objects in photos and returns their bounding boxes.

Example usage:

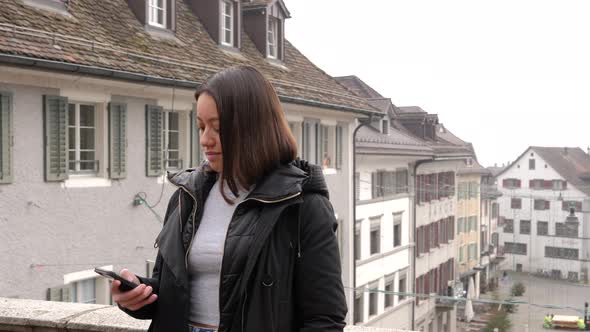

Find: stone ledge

[0,297,416,332]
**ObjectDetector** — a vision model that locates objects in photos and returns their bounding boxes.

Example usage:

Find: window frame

[148,0,167,28]
[67,102,98,175]
[162,110,182,170]
[221,0,234,46]
[369,217,381,255]
[393,212,402,247]
[537,221,548,236]
[267,16,279,59]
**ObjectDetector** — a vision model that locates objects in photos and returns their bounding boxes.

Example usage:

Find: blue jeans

[188,326,216,332]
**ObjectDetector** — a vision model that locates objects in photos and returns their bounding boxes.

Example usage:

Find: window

[534,199,550,210]
[354,289,364,324]
[354,222,361,260]
[504,242,527,255]
[382,119,389,134]
[267,16,278,58]
[491,232,499,247]
[468,243,477,261]
[545,246,579,260]
[163,111,181,169]
[428,223,437,249]
[529,179,545,190]
[556,222,578,238]
[369,283,378,316]
[148,0,166,28]
[468,216,478,232]
[384,278,394,308]
[553,180,567,190]
[354,172,360,200]
[221,0,233,46]
[0,92,13,184]
[302,121,341,169]
[73,278,96,304]
[372,170,407,198]
[398,275,407,301]
[459,245,465,262]
[537,221,548,236]
[319,125,330,168]
[370,218,381,255]
[562,201,582,212]
[502,178,521,188]
[68,103,97,174]
[519,220,531,235]
[491,203,499,218]
[393,213,402,247]
[529,159,535,170]
[504,219,514,233]
[511,198,522,209]
[457,217,464,235]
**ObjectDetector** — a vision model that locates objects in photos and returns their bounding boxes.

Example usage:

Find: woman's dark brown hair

[195,66,298,203]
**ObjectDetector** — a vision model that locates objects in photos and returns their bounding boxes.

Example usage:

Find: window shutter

[145,105,163,177]
[190,109,202,168]
[108,102,127,179]
[371,172,376,198]
[516,179,521,188]
[545,200,550,210]
[43,95,69,182]
[0,92,13,184]
[563,181,568,189]
[335,125,343,170]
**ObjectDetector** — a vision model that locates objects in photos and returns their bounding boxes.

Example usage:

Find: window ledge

[23,0,73,17]
[323,168,338,175]
[266,57,290,71]
[145,25,179,42]
[62,177,112,189]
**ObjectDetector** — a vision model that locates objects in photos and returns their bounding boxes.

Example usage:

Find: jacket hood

[167,159,329,201]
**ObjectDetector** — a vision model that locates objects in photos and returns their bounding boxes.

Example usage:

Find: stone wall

[0,298,417,332]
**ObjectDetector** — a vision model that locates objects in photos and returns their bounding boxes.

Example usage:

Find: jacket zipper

[168,181,199,270]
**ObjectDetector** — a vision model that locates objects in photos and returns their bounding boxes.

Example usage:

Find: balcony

[0,297,418,332]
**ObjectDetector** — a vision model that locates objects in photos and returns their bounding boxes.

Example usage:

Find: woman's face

[196,93,223,173]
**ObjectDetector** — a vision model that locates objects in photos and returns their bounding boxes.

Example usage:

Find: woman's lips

[206,152,221,161]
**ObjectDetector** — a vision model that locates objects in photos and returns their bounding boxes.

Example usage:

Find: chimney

[564,147,569,156]
[494,163,498,167]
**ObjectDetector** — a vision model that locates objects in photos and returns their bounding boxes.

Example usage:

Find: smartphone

[94,268,139,292]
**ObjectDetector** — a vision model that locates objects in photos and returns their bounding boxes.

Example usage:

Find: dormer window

[243,0,289,61]
[148,0,166,28]
[221,0,234,46]
[267,17,278,58]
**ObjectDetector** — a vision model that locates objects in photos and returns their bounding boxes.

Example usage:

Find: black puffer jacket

[122,161,347,332]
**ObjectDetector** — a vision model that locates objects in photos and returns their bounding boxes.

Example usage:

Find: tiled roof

[0,0,376,115]
[357,125,430,147]
[532,147,590,196]
[397,106,426,114]
[334,76,384,99]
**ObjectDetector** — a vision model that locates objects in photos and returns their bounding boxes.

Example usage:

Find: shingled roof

[0,0,377,115]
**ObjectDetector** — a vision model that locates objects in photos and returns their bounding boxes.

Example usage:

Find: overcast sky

[285,0,590,167]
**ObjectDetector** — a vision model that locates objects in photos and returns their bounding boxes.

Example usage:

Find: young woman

[112,66,347,332]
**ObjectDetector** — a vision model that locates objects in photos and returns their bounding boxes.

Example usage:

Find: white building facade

[496,147,590,282]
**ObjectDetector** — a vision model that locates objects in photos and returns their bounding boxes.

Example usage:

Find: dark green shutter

[43,95,68,182]
[146,104,163,177]
[335,125,343,169]
[108,102,127,179]
[190,108,201,167]
[0,92,13,184]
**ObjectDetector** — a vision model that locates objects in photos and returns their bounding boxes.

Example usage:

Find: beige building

[455,164,489,298]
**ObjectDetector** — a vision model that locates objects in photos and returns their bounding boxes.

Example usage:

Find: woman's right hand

[111,269,158,311]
